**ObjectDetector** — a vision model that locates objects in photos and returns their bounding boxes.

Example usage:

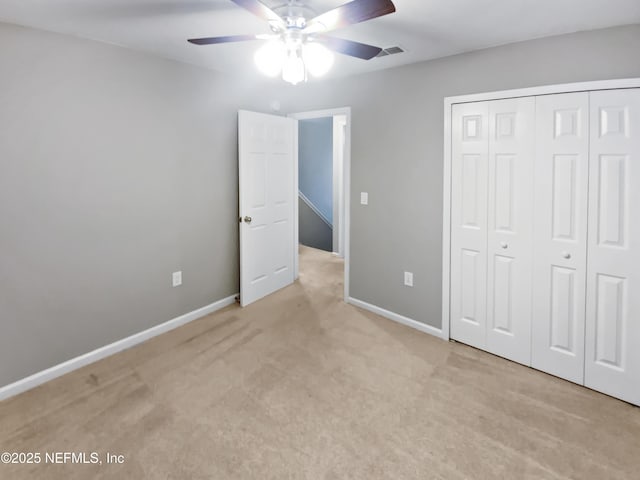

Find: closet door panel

[450,102,489,349]
[585,88,640,406]
[485,98,535,365]
[532,93,589,383]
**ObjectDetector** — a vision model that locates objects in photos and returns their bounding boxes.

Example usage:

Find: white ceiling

[1,0,639,81]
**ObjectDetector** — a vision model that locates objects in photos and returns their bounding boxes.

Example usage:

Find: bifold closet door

[531,93,590,383]
[585,88,640,405]
[485,98,535,365]
[450,98,535,364]
[450,102,489,349]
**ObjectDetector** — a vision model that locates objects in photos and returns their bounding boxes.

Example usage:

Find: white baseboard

[348,297,447,340]
[0,293,239,402]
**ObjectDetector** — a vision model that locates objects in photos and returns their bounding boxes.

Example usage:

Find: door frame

[288,107,352,302]
[442,78,640,341]
[333,115,347,258]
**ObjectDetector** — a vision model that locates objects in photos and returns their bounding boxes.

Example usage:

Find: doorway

[289,108,351,302]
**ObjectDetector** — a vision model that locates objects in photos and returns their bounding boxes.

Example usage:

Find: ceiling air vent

[376,46,405,58]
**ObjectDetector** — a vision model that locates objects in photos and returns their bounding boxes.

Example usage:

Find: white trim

[332,115,347,258]
[348,297,446,340]
[442,99,452,342]
[289,107,352,302]
[445,78,640,106]
[288,108,350,121]
[343,112,351,302]
[298,191,332,228]
[0,294,238,402]
[292,117,300,280]
[442,77,640,341]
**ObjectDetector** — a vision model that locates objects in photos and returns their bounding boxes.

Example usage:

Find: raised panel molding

[492,255,514,335]
[272,124,287,146]
[250,123,268,143]
[463,115,482,141]
[554,109,580,138]
[496,113,516,139]
[598,155,627,247]
[552,155,577,241]
[270,153,290,205]
[250,154,267,208]
[461,249,479,325]
[462,154,481,228]
[600,106,629,138]
[595,274,626,370]
[550,266,576,354]
[494,154,515,232]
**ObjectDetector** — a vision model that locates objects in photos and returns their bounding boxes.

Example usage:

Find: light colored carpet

[1,245,639,479]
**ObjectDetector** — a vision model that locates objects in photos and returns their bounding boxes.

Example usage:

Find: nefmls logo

[46,452,100,464]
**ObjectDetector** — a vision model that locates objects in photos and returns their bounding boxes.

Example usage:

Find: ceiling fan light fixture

[281,47,306,85]
[254,40,286,77]
[189,0,397,84]
[302,42,334,77]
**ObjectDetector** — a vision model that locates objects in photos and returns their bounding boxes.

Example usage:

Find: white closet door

[531,93,590,383]
[450,102,489,349]
[485,98,535,364]
[585,89,640,405]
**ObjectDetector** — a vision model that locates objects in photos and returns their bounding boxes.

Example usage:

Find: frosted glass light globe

[254,41,285,77]
[282,50,305,85]
[302,42,334,77]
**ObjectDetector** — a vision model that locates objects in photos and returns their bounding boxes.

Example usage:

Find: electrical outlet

[360,192,368,205]
[404,271,414,287]
[172,271,182,287]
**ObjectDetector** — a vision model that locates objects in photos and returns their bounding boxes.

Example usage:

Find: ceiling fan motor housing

[273,1,317,30]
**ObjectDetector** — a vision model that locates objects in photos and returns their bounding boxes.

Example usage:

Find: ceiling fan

[187,0,397,84]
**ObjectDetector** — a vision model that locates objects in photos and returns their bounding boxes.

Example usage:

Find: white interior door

[485,98,535,365]
[532,92,590,383]
[585,89,640,405]
[450,102,489,349]
[239,110,296,307]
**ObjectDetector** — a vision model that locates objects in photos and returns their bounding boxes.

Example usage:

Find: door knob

[562,251,571,259]
[500,242,508,249]
[243,216,252,223]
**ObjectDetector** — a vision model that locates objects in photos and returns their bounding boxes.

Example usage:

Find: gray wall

[0,22,280,387]
[2,21,640,388]
[298,117,334,224]
[271,24,640,329]
[298,198,333,252]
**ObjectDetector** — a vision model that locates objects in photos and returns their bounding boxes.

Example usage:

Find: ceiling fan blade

[188,34,262,45]
[230,0,285,27]
[316,36,382,60]
[304,0,395,34]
